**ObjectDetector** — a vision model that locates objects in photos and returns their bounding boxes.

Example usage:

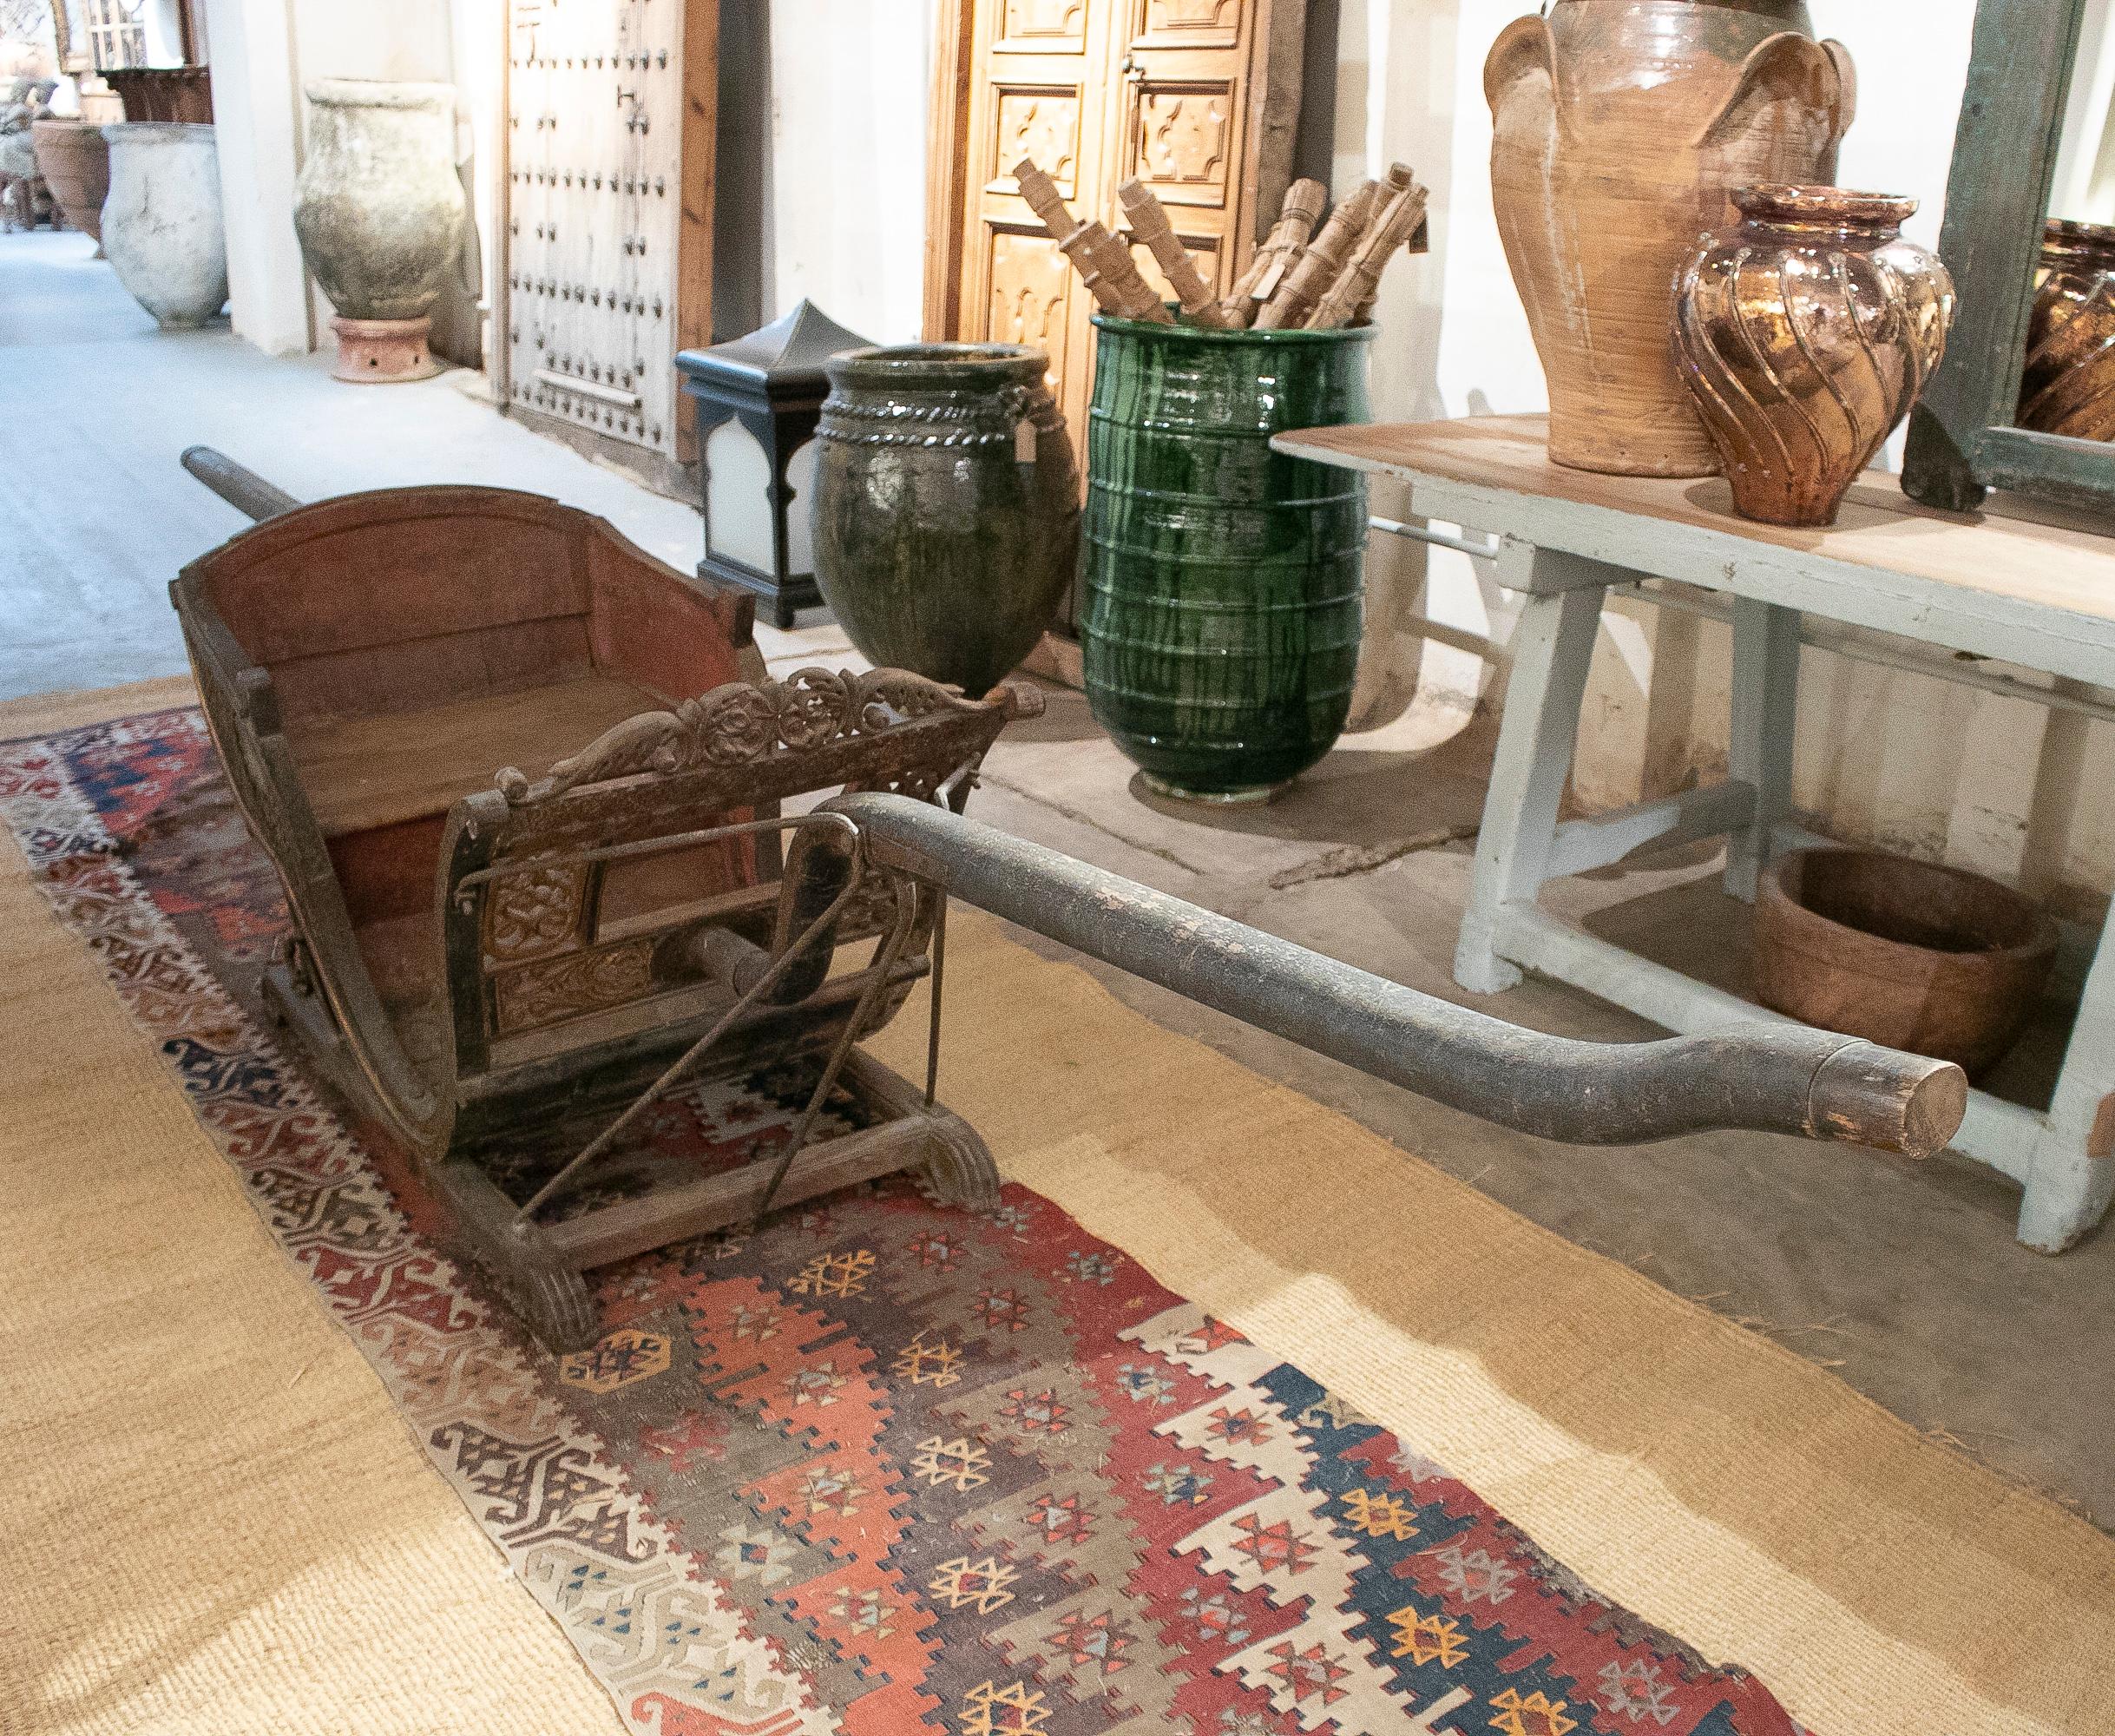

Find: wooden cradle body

[171,477,1031,1345]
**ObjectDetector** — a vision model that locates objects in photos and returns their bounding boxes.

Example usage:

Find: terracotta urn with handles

[1486,0,1856,477]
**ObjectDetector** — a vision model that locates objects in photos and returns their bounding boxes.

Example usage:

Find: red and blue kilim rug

[0,706,1814,1736]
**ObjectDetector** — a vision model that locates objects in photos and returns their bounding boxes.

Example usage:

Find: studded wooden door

[502,0,716,488]
[938,0,1301,455]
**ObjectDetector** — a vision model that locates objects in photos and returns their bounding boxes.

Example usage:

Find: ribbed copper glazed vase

[1672,185,1954,527]
[2019,219,2115,442]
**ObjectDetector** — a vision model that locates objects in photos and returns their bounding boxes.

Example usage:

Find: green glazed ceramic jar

[1081,314,1374,802]
[812,343,1080,697]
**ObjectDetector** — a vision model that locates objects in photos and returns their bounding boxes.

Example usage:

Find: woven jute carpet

[3,684,2112,1736]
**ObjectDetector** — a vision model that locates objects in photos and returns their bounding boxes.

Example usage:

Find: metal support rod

[824,792,1967,1159]
[1617,581,2115,726]
[181,447,302,523]
[1370,515,1501,562]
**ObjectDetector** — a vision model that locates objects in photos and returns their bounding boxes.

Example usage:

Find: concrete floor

[7,229,2111,1528]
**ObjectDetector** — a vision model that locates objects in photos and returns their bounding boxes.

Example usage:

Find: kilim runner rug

[0,702,2039,1735]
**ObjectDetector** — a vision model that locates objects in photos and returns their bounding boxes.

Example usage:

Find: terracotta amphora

[1487,0,1856,477]
[2020,220,2115,442]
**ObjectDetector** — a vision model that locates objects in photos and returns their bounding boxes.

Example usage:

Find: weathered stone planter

[293,79,465,382]
[100,122,227,329]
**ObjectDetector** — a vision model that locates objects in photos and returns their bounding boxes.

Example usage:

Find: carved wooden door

[503,0,713,487]
[948,0,1293,455]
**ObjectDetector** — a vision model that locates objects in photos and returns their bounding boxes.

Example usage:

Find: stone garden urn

[100,122,227,329]
[293,79,465,382]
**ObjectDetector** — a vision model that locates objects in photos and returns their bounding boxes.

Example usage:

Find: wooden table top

[1277,415,2115,638]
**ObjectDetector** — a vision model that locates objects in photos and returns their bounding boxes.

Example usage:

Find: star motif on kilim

[714,1522,797,1586]
[1000,1385,1070,1433]
[1025,1490,1092,1547]
[557,1328,671,1393]
[1229,1511,1319,1576]
[1429,1542,1519,1606]
[1340,1487,1419,1542]
[1046,1608,1133,1676]
[729,1299,784,1341]
[912,1434,992,1491]
[973,1287,1031,1332]
[929,1554,1019,1614]
[1176,1318,1246,1356]
[1263,1639,1351,1706]
[709,1228,749,1260]
[1391,1443,1452,1483]
[639,1410,731,1475]
[1205,1405,1273,1447]
[782,1359,850,1408]
[1490,1687,1579,1736]
[798,1463,869,1517]
[1179,1586,1251,1648]
[1296,1389,1374,1432]
[958,1679,1049,1735]
[1387,1607,1469,1667]
[907,1228,964,1268]
[1064,1250,1119,1285]
[1140,1459,1214,1507]
[987,1203,1036,1236]
[829,1586,897,1640]
[789,1247,875,1298]
[893,1334,966,1388]
[1113,1362,1177,1406]
[1596,1660,1678,1726]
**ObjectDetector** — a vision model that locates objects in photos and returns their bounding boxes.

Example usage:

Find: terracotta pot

[1486,0,1855,477]
[294,79,464,381]
[811,344,1080,698]
[31,117,108,243]
[1755,849,2055,1076]
[1673,185,1954,527]
[100,122,227,329]
[2019,219,2115,442]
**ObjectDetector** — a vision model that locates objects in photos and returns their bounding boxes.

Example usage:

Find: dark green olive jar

[812,343,1080,697]
[1081,314,1373,802]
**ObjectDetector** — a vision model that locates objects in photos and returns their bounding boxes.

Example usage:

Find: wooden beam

[921,0,975,341]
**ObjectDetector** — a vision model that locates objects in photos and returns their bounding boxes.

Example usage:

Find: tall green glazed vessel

[1082,315,1373,802]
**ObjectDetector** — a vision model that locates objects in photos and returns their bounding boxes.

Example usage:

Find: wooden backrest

[437,668,1035,1084]
[182,486,750,726]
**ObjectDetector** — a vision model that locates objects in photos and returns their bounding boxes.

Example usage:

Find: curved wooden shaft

[826,792,1967,1158]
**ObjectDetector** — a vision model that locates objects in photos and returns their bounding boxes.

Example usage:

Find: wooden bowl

[1755,848,2056,1076]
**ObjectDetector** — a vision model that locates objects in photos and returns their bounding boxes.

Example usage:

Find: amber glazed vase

[1486,0,1855,477]
[1080,316,1371,804]
[1672,186,1954,528]
[2019,219,2115,442]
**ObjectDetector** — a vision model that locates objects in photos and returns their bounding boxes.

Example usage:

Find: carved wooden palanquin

[172,483,1030,1345]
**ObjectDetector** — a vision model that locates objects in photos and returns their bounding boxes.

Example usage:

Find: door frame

[922,0,1309,341]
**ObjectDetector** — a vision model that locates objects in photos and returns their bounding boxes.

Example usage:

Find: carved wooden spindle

[1255,178,1382,330]
[1013,158,1172,324]
[1218,176,1327,329]
[1118,177,1228,327]
[1306,174,1429,331]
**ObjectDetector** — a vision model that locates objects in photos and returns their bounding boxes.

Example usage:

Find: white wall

[762,0,932,343]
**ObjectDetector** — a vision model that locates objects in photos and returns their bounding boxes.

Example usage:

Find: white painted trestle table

[1274,413,2115,1253]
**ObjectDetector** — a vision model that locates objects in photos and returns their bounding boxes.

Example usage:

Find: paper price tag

[1015,418,1039,464]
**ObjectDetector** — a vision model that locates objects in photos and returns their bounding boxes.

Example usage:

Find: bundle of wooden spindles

[1014,157,1428,332]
